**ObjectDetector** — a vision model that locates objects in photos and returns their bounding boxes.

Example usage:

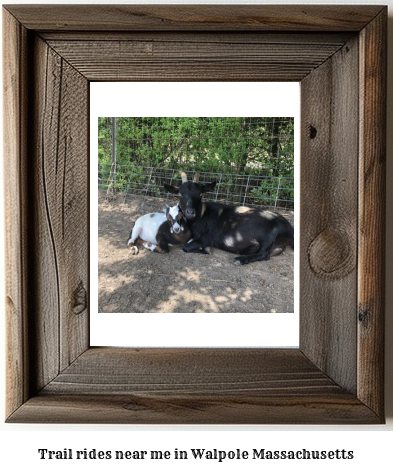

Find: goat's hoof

[128,245,139,255]
[233,257,245,265]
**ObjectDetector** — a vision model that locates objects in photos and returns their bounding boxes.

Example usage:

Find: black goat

[164,172,294,265]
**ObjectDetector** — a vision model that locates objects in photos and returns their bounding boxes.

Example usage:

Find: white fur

[172,221,181,233]
[168,205,179,220]
[224,236,235,247]
[168,205,182,233]
[143,242,157,252]
[129,212,167,245]
[128,244,139,255]
[260,210,277,220]
[234,206,251,214]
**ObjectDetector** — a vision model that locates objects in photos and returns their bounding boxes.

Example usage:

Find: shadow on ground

[98,195,294,313]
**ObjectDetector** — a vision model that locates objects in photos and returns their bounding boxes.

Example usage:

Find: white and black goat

[127,204,191,255]
[164,172,294,265]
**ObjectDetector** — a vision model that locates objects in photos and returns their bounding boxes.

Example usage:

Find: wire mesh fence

[98,165,294,209]
[98,117,294,210]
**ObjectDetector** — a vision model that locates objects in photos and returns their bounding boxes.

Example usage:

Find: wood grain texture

[300,37,359,394]
[28,36,89,391]
[3,5,384,32]
[7,348,379,424]
[40,31,354,44]
[9,392,378,425]
[3,4,386,424]
[3,8,30,417]
[46,37,347,82]
[357,9,387,417]
[43,348,340,395]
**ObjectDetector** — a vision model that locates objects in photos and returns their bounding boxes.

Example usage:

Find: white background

[90,82,300,348]
[1,0,392,472]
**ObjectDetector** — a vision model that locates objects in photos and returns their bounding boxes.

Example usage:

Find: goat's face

[164,173,216,222]
[165,205,184,234]
[178,182,205,221]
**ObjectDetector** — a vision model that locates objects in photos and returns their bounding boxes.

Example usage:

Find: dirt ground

[98,193,294,313]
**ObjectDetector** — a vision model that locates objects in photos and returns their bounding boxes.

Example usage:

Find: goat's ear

[201,181,217,193]
[164,184,179,194]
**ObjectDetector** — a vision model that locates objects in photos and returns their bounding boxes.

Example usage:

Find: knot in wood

[73,281,87,315]
[309,125,317,139]
[308,228,355,279]
[358,306,370,326]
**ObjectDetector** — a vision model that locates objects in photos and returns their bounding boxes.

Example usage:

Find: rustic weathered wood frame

[3,5,386,424]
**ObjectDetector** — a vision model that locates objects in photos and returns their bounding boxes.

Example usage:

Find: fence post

[243,174,251,205]
[106,117,117,199]
[169,168,175,185]
[215,174,222,202]
[144,167,154,201]
[274,177,281,209]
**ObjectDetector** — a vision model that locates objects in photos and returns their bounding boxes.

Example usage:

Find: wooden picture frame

[3,5,386,424]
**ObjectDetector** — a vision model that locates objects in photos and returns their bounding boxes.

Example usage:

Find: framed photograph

[4,5,386,424]
[90,83,299,348]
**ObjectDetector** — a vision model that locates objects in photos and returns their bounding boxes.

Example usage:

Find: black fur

[164,177,294,265]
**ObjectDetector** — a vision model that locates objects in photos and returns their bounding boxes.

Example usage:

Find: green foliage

[98,117,294,207]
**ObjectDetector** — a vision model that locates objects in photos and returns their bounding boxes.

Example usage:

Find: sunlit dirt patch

[98,194,294,314]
